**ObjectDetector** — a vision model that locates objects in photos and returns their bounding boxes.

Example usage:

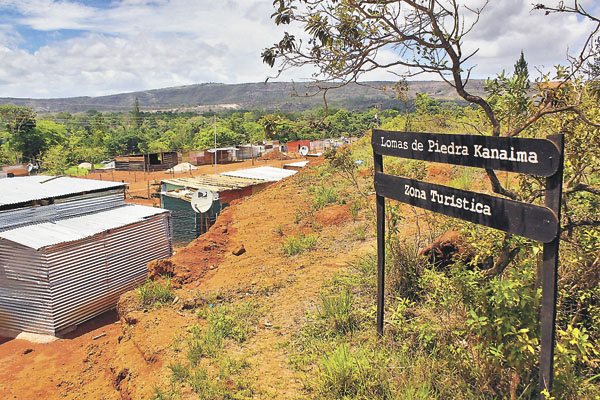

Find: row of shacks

[161,166,297,245]
[0,176,173,336]
[0,138,356,178]
[108,138,355,172]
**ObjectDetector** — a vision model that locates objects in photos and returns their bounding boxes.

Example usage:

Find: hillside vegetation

[127,130,600,399]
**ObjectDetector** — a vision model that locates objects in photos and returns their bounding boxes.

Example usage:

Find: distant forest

[0,93,473,174]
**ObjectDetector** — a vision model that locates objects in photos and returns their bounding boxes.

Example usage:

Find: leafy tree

[0,105,39,162]
[41,144,69,175]
[258,114,281,140]
[263,1,600,398]
[132,97,142,129]
[414,93,442,115]
[514,50,530,89]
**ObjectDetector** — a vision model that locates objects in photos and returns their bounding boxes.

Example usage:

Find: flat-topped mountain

[0,80,487,114]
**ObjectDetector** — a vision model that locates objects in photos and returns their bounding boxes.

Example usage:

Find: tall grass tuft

[168,361,189,382]
[319,289,357,334]
[316,344,391,399]
[313,186,338,210]
[281,232,318,256]
[137,277,174,306]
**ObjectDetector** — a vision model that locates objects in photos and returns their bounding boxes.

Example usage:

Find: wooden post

[147,182,150,200]
[374,150,385,336]
[539,134,564,398]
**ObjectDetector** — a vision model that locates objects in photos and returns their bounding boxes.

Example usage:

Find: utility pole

[214,114,217,174]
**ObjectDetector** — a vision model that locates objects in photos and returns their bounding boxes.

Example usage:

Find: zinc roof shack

[162,174,266,193]
[0,176,173,337]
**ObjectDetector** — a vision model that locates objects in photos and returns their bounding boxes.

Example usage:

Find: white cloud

[0,0,597,98]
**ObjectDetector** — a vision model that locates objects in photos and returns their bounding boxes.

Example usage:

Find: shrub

[387,238,428,301]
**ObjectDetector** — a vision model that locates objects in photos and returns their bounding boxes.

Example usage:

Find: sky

[0,0,597,99]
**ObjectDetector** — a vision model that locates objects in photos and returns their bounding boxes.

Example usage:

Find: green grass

[315,344,392,400]
[137,277,174,306]
[312,186,338,210]
[353,223,367,241]
[65,163,104,176]
[349,201,362,221]
[187,301,263,365]
[162,301,263,399]
[449,166,483,190]
[319,290,358,334]
[168,361,189,382]
[281,232,318,256]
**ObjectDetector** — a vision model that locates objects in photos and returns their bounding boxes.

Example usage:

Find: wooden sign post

[372,130,564,398]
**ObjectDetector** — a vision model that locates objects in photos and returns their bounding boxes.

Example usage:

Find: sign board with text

[375,173,558,242]
[372,130,561,176]
[372,129,564,399]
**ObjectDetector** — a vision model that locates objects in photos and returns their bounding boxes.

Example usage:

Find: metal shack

[0,176,173,336]
[235,145,263,160]
[114,151,178,171]
[161,174,267,245]
[162,167,297,245]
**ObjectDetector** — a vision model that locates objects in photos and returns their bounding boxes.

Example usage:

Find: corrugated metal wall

[0,213,172,335]
[0,240,54,334]
[161,195,203,246]
[49,212,172,334]
[161,195,222,247]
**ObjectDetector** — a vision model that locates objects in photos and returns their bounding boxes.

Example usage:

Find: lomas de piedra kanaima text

[380,137,540,164]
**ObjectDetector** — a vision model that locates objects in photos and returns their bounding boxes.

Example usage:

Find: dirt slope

[0,157,377,399]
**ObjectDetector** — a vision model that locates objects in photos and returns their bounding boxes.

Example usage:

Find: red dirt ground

[0,156,388,399]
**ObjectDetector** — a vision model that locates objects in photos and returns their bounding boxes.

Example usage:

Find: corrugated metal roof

[220,166,297,182]
[0,176,125,207]
[162,174,266,192]
[207,147,239,152]
[284,161,310,168]
[0,204,168,250]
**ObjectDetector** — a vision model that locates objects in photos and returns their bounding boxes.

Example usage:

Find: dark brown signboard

[372,129,561,176]
[375,172,559,243]
[372,131,565,399]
